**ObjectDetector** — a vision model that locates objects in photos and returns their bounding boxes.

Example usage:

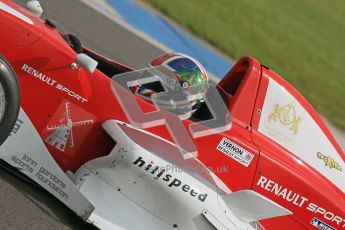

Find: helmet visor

[163,58,208,88]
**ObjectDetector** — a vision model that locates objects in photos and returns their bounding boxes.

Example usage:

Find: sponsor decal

[21,64,88,103]
[256,175,308,207]
[216,137,254,167]
[317,152,342,171]
[1,109,94,217]
[9,118,23,136]
[36,166,68,200]
[133,156,208,202]
[311,217,336,230]
[43,101,94,153]
[257,175,345,228]
[268,104,301,134]
[11,154,68,200]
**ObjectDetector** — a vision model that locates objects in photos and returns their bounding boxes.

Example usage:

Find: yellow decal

[268,104,301,134]
[317,152,342,171]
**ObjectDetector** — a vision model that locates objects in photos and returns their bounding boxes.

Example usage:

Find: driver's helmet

[133,52,209,114]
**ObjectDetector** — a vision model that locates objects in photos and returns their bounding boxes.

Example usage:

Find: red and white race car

[0,1,344,229]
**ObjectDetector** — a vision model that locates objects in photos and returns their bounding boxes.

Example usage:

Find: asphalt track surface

[1,0,165,229]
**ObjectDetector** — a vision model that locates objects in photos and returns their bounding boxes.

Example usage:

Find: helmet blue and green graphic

[149,52,209,113]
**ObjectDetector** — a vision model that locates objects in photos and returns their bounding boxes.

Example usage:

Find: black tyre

[0,54,20,145]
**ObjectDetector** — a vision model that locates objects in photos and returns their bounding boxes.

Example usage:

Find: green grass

[143,0,345,130]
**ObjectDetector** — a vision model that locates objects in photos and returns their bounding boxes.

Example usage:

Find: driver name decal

[317,152,342,171]
[216,137,254,167]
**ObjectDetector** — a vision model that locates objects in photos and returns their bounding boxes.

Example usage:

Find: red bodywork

[0,1,344,229]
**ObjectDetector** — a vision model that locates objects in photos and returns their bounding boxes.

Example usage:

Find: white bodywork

[259,79,345,193]
[0,109,94,219]
[0,109,291,229]
[71,120,290,229]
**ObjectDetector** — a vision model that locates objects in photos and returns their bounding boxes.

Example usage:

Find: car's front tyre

[0,54,20,145]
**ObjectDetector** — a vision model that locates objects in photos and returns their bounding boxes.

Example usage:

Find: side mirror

[75,54,98,74]
[26,1,43,17]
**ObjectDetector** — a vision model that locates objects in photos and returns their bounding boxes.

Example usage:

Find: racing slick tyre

[0,54,20,145]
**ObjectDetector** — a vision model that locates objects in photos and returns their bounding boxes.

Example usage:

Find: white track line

[79,0,171,53]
